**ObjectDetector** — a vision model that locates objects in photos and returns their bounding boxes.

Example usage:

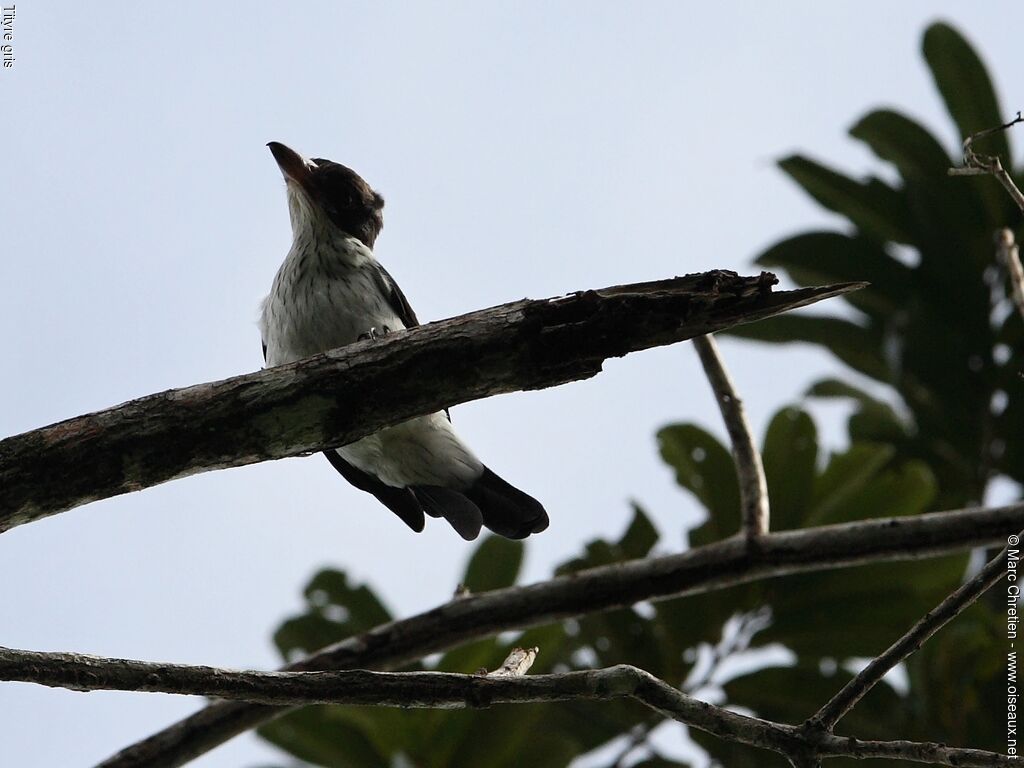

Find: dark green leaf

[807,379,910,443]
[761,407,818,530]
[441,705,607,768]
[655,586,753,659]
[258,706,392,768]
[806,377,886,405]
[461,535,524,593]
[923,23,1010,161]
[809,443,894,525]
[557,538,621,575]
[726,314,890,382]
[303,570,392,629]
[273,614,352,663]
[757,232,912,316]
[619,503,659,558]
[827,458,935,522]
[762,556,963,658]
[690,727,789,768]
[850,109,991,262]
[850,109,952,181]
[577,607,668,672]
[723,664,907,738]
[433,637,503,675]
[906,604,1004,749]
[777,155,913,243]
[848,408,911,446]
[273,570,393,661]
[656,424,739,545]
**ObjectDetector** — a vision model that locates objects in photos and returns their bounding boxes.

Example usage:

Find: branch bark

[692,334,769,537]
[0,649,1009,767]
[0,270,860,533]
[95,502,1024,768]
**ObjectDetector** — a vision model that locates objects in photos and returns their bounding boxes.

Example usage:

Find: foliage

[258,404,997,767]
[257,21,1013,768]
[726,21,1024,508]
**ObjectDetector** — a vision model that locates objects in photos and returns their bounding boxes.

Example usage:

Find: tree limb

[0,649,1009,767]
[693,334,769,537]
[94,502,1024,768]
[0,270,860,533]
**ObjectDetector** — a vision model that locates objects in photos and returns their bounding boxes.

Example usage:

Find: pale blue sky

[0,3,1020,766]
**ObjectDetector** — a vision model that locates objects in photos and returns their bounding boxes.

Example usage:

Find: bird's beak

[267,142,314,190]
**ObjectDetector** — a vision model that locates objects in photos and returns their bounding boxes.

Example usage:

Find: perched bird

[259,142,549,540]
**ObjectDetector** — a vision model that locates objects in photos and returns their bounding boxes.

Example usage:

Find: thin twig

[996,228,1024,323]
[0,649,1011,767]
[693,334,770,537]
[948,111,1024,214]
[805,531,1019,733]
[93,502,1024,768]
[949,115,1024,322]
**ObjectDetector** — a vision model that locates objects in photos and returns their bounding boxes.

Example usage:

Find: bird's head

[268,141,385,249]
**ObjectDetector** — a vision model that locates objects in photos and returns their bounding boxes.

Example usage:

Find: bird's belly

[338,413,483,489]
[260,255,481,490]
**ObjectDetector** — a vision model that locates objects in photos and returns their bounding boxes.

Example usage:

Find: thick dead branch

[693,334,769,537]
[806,532,1017,734]
[96,502,1024,768]
[0,271,860,533]
[0,649,1008,767]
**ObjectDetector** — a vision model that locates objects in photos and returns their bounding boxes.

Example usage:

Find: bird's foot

[357,325,392,341]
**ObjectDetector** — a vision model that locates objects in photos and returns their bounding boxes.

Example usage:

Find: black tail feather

[324,452,546,540]
[465,467,549,540]
[412,486,484,541]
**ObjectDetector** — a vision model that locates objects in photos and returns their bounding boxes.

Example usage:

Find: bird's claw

[358,325,392,342]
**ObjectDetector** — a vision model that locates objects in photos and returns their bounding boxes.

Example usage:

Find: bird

[259,142,549,541]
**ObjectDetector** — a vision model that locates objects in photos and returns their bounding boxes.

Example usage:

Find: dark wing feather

[370,262,420,329]
[323,450,426,532]
[263,337,425,531]
[412,486,483,540]
[263,262,469,534]
[369,261,453,421]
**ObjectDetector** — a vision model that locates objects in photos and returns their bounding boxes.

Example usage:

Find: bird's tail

[464,467,549,540]
[412,467,548,541]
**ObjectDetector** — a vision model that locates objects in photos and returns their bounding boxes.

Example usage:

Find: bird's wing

[370,261,420,329]
[368,261,450,422]
[323,449,426,532]
[261,333,427,532]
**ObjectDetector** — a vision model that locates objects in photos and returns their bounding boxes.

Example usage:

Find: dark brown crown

[307,159,385,249]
